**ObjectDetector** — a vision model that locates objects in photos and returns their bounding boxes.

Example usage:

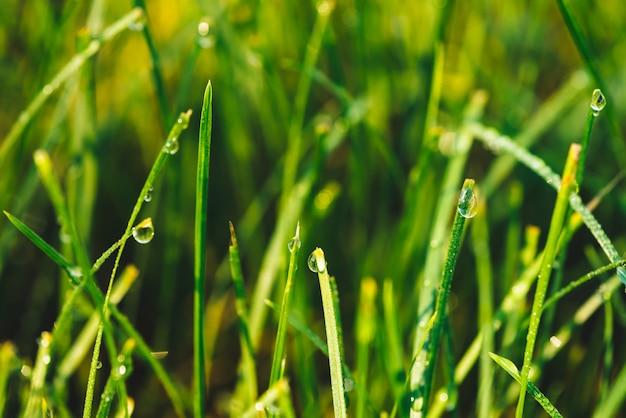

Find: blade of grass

[280,1,334,212]
[193,80,213,418]
[409,93,486,408]
[470,193,494,418]
[516,143,580,417]
[490,353,563,417]
[382,278,406,410]
[555,0,626,164]
[229,222,258,409]
[309,247,347,418]
[355,277,378,418]
[418,179,476,414]
[471,123,624,268]
[268,223,301,387]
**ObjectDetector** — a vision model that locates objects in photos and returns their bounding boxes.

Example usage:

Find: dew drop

[590,89,606,116]
[144,192,152,202]
[68,266,84,283]
[132,218,155,244]
[288,238,301,253]
[96,361,103,369]
[457,181,477,219]
[307,253,318,272]
[118,365,127,376]
[164,137,179,155]
[307,251,326,273]
[129,15,146,32]
[42,354,51,365]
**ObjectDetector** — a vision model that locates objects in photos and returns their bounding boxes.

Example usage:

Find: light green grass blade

[194,80,213,418]
[355,277,378,418]
[309,248,347,418]
[516,144,580,417]
[471,123,623,267]
[490,353,562,417]
[470,194,494,418]
[269,223,301,387]
[228,222,257,410]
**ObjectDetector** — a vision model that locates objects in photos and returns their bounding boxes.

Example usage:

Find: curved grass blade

[490,353,562,417]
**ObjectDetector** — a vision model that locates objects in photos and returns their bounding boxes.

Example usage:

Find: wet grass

[2,0,626,417]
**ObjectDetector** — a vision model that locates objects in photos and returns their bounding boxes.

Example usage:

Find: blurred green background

[2,0,626,416]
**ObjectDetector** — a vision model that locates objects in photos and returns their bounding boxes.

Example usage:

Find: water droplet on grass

[164,137,179,155]
[96,361,103,369]
[144,192,152,202]
[132,218,154,244]
[457,181,477,218]
[307,251,326,273]
[590,89,606,116]
[288,238,301,253]
[117,365,127,376]
[68,266,83,283]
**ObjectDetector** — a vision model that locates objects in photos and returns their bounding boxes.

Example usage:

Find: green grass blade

[355,277,378,418]
[3,211,78,282]
[471,123,623,267]
[516,144,580,417]
[418,179,475,414]
[228,222,258,409]
[280,2,334,211]
[309,247,347,418]
[470,194,494,418]
[409,94,486,408]
[193,80,213,417]
[490,353,563,417]
[269,223,301,387]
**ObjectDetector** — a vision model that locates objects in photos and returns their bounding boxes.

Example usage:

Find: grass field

[2,0,626,417]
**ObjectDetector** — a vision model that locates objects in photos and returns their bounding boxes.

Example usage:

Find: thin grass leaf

[490,353,562,417]
[516,144,580,417]
[193,80,213,417]
[269,223,301,387]
[309,247,347,418]
[417,179,475,415]
[355,277,378,418]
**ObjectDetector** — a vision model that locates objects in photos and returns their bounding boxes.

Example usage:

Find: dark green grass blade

[193,80,213,418]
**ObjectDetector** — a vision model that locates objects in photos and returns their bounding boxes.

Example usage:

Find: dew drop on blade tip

[457,183,477,219]
[307,251,326,273]
[288,238,301,253]
[133,218,154,244]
